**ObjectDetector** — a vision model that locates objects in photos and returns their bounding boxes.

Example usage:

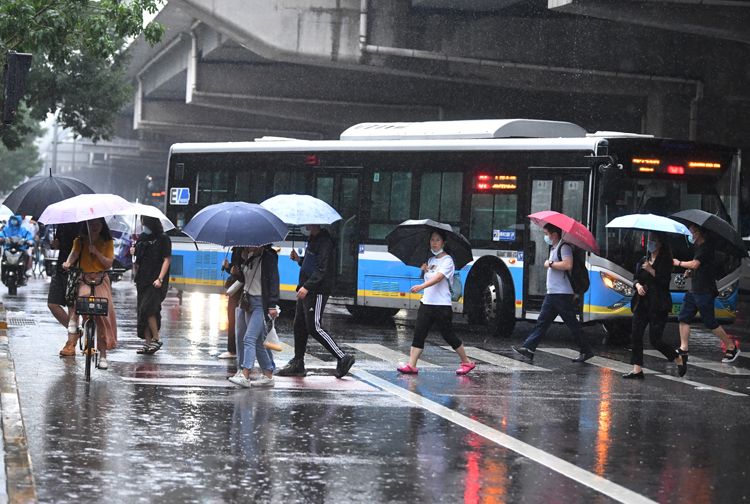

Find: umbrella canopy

[182,202,288,247]
[528,210,599,254]
[670,209,748,258]
[118,202,175,232]
[0,204,13,221]
[605,213,690,235]
[38,194,133,224]
[385,219,473,269]
[260,194,342,225]
[3,172,94,220]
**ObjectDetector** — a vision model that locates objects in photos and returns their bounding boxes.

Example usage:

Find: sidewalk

[0,303,37,503]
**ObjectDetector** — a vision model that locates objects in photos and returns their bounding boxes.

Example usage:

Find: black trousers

[630,308,677,366]
[293,293,345,361]
[412,303,462,350]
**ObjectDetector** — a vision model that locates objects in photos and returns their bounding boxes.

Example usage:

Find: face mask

[431,248,444,256]
[687,234,695,244]
[647,240,658,253]
[141,225,152,235]
[543,235,553,246]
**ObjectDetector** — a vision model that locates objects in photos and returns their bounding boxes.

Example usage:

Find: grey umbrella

[670,209,748,258]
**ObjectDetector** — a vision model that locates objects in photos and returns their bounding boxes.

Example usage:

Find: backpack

[556,242,590,298]
[447,273,463,302]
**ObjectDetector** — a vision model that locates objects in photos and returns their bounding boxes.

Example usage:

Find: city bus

[163,119,742,338]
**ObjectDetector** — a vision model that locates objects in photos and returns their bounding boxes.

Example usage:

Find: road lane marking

[442,346,551,371]
[539,348,747,397]
[347,343,439,367]
[121,375,377,391]
[644,350,750,376]
[354,369,657,504]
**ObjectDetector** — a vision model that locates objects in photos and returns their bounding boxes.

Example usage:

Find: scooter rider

[0,215,35,273]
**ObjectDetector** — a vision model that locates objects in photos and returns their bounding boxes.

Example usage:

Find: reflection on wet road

[4,278,750,502]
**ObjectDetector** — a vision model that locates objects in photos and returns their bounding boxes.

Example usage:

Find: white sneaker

[97,357,109,370]
[228,374,251,388]
[217,351,236,359]
[250,375,274,388]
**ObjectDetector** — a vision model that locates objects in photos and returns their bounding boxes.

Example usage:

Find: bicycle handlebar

[69,268,113,287]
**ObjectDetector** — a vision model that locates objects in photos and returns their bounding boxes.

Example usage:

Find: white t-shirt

[547,242,574,295]
[421,254,455,306]
[242,257,263,296]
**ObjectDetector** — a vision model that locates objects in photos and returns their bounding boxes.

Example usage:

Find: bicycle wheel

[84,319,95,382]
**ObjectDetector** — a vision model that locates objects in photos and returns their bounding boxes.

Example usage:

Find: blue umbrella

[182,202,288,247]
[605,213,690,235]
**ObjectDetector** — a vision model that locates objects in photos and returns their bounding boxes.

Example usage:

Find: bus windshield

[595,174,735,273]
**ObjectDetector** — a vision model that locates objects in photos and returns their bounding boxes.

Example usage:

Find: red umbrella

[528,210,599,254]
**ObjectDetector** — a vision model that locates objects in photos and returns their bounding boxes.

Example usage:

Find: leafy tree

[0,107,43,194]
[0,0,164,150]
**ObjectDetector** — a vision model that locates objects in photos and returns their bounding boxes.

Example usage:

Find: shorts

[47,270,67,306]
[677,292,719,330]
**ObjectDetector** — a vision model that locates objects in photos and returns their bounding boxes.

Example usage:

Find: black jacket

[631,252,672,315]
[297,229,335,295]
[232,246,280,311]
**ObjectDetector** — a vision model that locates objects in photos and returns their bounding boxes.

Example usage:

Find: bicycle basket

[76,296,109,316]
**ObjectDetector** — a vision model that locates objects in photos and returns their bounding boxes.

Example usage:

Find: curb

[0,303,37,503]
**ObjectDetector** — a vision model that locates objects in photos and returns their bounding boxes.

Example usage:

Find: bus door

[523,169,589,316]
[314,171,361,300]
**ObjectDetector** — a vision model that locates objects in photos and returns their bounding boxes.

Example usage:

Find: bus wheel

[601,320,631,346]
[468,270,515,338]
[346,305,400,323]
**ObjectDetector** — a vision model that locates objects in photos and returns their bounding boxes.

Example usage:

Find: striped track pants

[293,293,345,361]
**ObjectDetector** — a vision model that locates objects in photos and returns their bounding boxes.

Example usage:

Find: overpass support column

[644,92,665,137]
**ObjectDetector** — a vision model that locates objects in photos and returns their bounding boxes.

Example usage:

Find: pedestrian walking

[512,223,594,363]
[62,218,118,370]
[396,229,476,375]
[218,247,242,360]
[50,222,81,357]
[276,224,355,378]
[132,216,171,355]
[623,232,678,379]
[672,224,741,374]
[228,245,280,388]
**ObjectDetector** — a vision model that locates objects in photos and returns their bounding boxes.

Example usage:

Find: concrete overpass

[117,0,750,167]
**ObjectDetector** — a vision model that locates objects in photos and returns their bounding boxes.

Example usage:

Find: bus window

[419,172,463,226]
[197,170,231,206]
[470,193,518,241]
[369,171,412,239]
[235,168,269,203]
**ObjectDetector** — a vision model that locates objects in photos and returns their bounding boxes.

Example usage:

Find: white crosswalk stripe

[441,346,551,372]
[538,348,747,397]
[643,350,750,376]
[348,343,439,367]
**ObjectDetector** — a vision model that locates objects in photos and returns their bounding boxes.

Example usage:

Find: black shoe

[622,371,644,380]
[511,346,534,362]
[677,349,688,377]
[572,351,594,363]
[722,346,741,364]
[276,359,306,377]
[335,353,355,378]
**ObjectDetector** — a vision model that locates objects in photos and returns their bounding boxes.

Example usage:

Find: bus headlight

[600,272,635,297]
[718,282,738,299]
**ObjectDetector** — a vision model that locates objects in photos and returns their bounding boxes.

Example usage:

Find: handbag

[64,258,81,307]
[238,256,261,311]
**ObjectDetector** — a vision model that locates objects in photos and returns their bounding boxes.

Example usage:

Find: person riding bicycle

[0,214,35,281]
[62,218,118,370]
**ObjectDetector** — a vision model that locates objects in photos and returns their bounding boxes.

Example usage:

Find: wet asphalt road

[3,277,750,503]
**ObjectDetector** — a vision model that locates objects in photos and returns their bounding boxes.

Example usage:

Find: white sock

[67,320,78,334]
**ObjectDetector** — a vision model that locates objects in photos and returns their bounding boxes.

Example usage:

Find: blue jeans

[521,294,591,353]
[235,295,275,372]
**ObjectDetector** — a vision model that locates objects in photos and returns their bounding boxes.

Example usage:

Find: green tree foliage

[0,0,164,150]
[0,107,42,193]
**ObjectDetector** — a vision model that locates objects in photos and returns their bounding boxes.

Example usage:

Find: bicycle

[72,270,111,381]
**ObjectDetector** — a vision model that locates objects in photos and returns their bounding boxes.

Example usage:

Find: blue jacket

[0,215,34,249]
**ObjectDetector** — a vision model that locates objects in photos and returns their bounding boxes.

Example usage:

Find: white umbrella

[260,194,342,225]
[606,213,690,235]
[38,194,134,224]
[118,202,175,231]
[0,204,13,221]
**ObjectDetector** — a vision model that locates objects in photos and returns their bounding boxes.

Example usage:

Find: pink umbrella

[528,210,599,254]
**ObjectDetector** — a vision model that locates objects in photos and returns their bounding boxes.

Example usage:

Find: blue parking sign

[170,187,190,205]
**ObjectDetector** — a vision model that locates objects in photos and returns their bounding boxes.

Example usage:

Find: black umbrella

[3,170,95,220]
[670,209,748,258]
[385,219,473,269]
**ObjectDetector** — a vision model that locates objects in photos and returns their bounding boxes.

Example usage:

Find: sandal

[144,341,162,355]
[136,344,151,354]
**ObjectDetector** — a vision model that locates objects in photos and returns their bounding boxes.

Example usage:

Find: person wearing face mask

[623,232,677,379]
[672,224,740,370]
[397,230,475,375]
[512,223,594,363]
[132,216,171,354]
[277,224,355,379]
